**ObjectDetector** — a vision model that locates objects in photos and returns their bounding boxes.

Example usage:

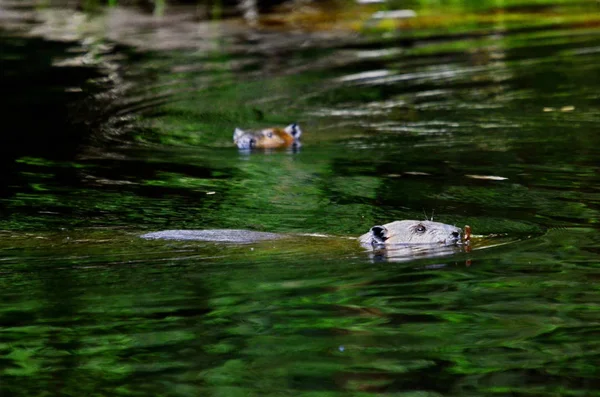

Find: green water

[2,1,600,395]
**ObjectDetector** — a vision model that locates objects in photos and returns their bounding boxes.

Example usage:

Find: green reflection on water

[2,1,600,396]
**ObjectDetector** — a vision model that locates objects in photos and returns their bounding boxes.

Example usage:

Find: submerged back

[141,229,285,243]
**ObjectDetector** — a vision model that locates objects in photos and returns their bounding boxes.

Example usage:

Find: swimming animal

[141,220,464,249]
[233,123,302,149]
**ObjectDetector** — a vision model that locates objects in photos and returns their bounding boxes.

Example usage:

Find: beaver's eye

[266,132,273,138]
[415,224,426,234]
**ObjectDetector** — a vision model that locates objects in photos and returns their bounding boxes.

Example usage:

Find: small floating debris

[464,225,471,243]
[371,10,417,19]
[338,70,390,82]
[543,106,575,112]
[404,171,431,176]
[386,172,432,178]
[465,174,508,181]
[206,191,216,195]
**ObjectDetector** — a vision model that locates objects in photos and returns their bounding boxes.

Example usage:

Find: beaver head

[233,123,302,149]
[358,220,462,248]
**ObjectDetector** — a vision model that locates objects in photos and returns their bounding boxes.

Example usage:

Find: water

[2,1,600,395]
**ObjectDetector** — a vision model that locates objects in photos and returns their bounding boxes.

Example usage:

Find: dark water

[2,1,600,395]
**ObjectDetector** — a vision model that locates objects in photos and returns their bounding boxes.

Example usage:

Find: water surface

[1,1,600,395]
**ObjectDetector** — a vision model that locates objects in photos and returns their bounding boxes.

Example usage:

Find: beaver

[141,220,464,250]
[233,123,302,149]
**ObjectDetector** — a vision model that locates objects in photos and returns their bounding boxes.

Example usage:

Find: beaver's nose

[248,138,256,148]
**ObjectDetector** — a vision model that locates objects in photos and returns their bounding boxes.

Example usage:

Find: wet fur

[358,220,462,248]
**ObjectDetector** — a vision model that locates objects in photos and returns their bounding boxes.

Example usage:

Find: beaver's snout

[448,231,461,243]
[234,136,256,149]
[440,230,461,246]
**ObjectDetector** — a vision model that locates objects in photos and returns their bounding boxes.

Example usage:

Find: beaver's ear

[233,128,245,141]
[284,123,302,138]
[370,225,388,244]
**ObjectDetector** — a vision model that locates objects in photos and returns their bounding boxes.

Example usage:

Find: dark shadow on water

[0,34,104,160]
